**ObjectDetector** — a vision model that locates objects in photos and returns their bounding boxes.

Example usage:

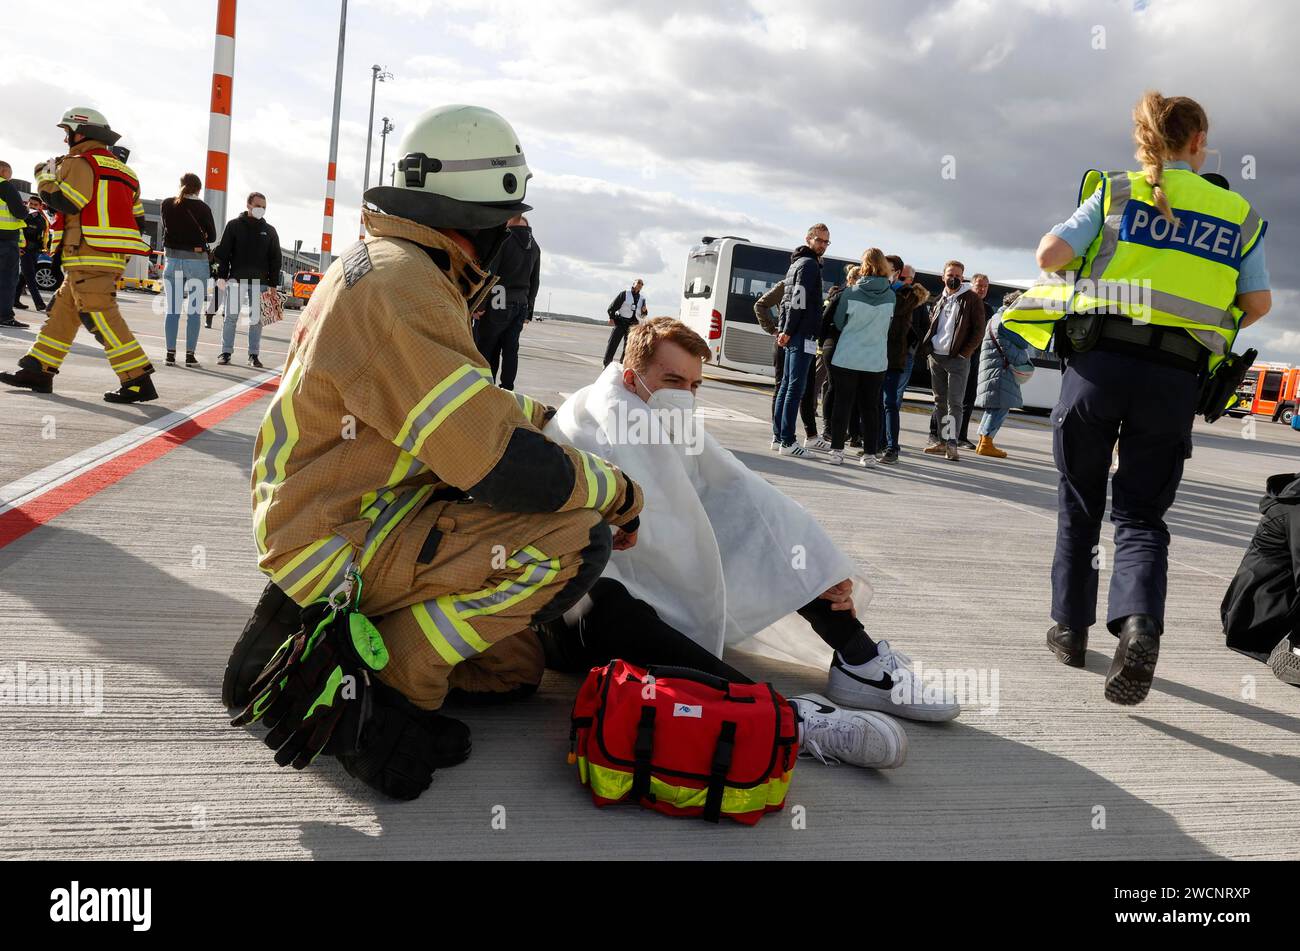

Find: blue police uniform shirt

[1049,160,1269,293]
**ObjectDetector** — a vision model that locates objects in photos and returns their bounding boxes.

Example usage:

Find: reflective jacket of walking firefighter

[250,208,645,708]
[1003,166,1265,372]
[36,140,149,268]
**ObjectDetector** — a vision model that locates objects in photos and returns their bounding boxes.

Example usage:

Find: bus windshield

[683,248,718,298]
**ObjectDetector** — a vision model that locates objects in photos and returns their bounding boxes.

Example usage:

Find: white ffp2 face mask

[634,370,696,413]
[249,207,266,220]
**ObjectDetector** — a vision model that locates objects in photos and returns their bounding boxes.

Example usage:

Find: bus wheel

[1282,406,1295,425]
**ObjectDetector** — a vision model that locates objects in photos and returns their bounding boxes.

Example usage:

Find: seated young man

[1222,472,1300,686]
[541,318,962,739]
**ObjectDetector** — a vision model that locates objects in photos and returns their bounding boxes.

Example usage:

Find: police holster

[1197,348,1257,424]
[1057,314,1104,358]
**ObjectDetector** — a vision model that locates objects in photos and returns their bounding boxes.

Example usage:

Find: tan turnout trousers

[28,264,153,381]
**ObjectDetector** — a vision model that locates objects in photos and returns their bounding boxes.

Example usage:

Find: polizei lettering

[1120,203,1243,266]
[49,881,152,932]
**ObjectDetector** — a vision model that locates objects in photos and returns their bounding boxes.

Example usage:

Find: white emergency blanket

[545,363,869,657]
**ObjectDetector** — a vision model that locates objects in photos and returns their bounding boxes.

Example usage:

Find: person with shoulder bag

[160,173,217,367]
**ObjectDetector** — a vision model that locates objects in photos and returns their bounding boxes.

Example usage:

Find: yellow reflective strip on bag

[580,760,793,815]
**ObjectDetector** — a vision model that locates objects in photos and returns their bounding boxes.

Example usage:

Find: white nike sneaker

[826,641,962,722]
[805,434,832,452]
[789,694,907,769]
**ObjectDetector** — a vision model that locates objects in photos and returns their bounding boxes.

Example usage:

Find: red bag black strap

[630,705,657,802]
[703,721,738,823]
[646,665,729,692]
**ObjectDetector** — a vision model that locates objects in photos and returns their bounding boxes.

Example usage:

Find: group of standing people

[159,178,281,369]
[759,224,1033,467]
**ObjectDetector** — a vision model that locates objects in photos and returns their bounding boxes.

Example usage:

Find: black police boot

[104,374,158,404]
[336,680,472,801]
[1105,614,1161,706]
[0,355,55,393]
[221,580,303,708]
[1046,623,1088,668]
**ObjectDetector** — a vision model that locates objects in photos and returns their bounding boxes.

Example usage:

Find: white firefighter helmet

[58,106,121,145]
[364,104,531,230]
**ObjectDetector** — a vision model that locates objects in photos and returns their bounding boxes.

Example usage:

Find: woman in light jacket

[973,291,1028,458]
[822,248,895,467]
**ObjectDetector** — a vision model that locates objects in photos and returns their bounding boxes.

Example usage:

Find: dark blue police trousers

[1050,348,1198,634]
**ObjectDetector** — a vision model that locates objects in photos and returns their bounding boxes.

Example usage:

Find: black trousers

[772,341,820,437]
[538,578,873,684]
[474,298,528,389]
[603,319,634,366]
[1050,348,1198,634]
[829,366,884,453]
[15,249,46,310]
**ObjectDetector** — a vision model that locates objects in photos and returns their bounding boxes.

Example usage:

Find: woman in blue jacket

[973,291,1029,458]
[822,248,895,467]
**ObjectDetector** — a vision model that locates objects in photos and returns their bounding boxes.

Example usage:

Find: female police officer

[1004,92,1271,705]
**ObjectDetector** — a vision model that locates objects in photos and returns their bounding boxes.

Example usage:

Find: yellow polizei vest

[1005,168,1265,370]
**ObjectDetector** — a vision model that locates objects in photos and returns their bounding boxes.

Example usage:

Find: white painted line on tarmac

[0,370,279,514]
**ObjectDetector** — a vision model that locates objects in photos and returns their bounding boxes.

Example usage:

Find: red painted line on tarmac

[0,377,280,550]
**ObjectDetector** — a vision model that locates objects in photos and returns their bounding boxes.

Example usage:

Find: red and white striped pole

[319,0,348,271]
[204,0,237,231]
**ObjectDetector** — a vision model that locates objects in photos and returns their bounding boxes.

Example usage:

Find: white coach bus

[679,235,1061,413]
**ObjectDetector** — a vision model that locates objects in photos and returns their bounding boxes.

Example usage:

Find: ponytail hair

[859,247,890,278]
[177,172,202,203]
[1132,91,1208,222]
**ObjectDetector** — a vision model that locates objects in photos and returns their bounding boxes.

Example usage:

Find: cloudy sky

[3,0,1295,358]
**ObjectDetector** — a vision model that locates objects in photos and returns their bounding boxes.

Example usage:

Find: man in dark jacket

[14,198,51,312]
[771,224,828,456]
[475,214,540,389]
[603,278,647,366]
[1222,472,1300,685]
[920,259,986,461]
[881,259,930,463]
[214,191,281,367]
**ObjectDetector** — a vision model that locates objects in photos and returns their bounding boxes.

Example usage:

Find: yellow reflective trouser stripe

[411,545,560,665]
[358,484,431,573]
[253,359,305,555]
[31,335,71,368]
[58,181,88,208]
[579,759,794,814]
[274,484,432,603]
[383,450,427,490]
[90,312,124,350]
[394,365,493,456]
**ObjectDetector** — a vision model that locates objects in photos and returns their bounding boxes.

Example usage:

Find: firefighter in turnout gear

[223,105,644,800]
[0,108,157,403]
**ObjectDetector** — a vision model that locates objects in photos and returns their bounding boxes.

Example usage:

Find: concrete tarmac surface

[2,293,1297,860]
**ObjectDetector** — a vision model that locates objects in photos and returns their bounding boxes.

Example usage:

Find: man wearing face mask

[0,109,157,402]
[220,105,644,801]
[475,213,540,389]
[542,318,960,766]
[213,192,280,368]
[920,260,986,461]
